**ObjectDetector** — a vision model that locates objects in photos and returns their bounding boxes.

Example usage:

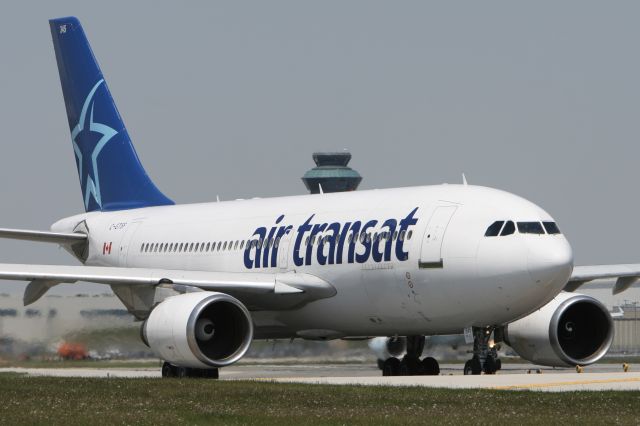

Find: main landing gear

[381,336,440,376]
[161,361,219,379]
[463,326,502,375]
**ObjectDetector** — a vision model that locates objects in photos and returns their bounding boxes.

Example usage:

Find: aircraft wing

[0,263,336,309]
[565,264,640,294]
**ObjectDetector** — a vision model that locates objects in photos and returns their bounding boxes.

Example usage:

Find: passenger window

[399,230,406,241]
[205,242,210,251]
[223,241,227,250]
[234,241,239,250]
[484,221,504,237]
[501,221,515,236]
[543,222,561,235]
[393,231,398,240]
[517,222,545,235]
[407,230,413,240]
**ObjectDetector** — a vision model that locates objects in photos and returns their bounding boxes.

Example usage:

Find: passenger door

[419,206,457,268]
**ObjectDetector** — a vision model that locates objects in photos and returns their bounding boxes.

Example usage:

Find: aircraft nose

[526,238,574,290]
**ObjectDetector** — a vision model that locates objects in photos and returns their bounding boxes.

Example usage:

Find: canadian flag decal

[103,242,112,255]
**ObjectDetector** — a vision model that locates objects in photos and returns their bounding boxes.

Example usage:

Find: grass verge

[0,375,638,425]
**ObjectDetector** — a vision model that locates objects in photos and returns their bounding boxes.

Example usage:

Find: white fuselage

[52,184,573,339]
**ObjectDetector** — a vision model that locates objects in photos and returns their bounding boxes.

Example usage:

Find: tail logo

[70,79,118,210]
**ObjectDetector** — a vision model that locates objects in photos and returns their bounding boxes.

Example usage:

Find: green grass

[0,375,638,425]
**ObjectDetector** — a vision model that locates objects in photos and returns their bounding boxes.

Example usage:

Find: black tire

[377,359,385,370]
[176,367,188,378]
[205,368,220,379]
[161,362,175,378]
[421,357,440,376]
[400,355,422,376]
[484,356,497,375]
[382,357,401,376]
[464,358,482,375]
[495,358,502,371]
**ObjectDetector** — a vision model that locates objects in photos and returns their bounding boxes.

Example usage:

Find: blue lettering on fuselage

[243,208,419,269]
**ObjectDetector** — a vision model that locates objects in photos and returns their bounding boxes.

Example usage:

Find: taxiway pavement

[1,362,639,392]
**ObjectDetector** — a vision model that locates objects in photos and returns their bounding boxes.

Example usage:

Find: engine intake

[143,292,253,368]
[505,292,614,367]
[368,336,407,361]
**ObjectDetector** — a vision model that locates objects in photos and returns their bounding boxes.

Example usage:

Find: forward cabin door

[419,206,457,269]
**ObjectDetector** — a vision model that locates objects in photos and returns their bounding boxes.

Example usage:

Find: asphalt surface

[1,362,639,392]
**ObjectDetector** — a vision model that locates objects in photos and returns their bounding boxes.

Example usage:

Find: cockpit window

[501,221,515,236]
[484,221,504,237]
[543,221,561,235]
[517,222,545,234]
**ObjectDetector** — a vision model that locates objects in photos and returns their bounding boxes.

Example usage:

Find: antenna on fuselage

[318,184,324,194]
[216,195,221,202]
[462,173,468,186]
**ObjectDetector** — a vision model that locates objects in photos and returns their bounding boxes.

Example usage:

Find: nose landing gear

[463,326,502,375]
[381,335,440,376]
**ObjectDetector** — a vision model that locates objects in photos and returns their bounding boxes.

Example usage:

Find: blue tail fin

[49,17,173,212]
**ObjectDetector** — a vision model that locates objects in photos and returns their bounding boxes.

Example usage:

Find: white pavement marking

[263,372,640,392]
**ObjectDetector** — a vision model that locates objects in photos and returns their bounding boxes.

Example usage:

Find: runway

[2,362,639,391]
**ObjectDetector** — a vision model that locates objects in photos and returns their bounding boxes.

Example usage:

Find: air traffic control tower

[301,151,362,194]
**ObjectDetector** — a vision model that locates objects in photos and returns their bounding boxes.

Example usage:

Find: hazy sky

[1,1,640,295]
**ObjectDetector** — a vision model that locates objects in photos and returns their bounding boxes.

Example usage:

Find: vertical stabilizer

[50,17,173,212]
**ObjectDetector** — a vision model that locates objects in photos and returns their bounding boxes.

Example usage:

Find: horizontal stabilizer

[0,228,86,244]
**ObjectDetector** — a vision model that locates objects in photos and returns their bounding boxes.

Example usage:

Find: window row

[140,240,249,254]
[484,220,561,237]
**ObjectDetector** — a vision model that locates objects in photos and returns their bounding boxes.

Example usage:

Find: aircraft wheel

[176,367,188,378]
[421,357,440,376]
[483,356,498,375]
[464,358,482,375]
[495,358,502,371]
[382,357,401,376]
[400,355,422,376]
[161,361,176,378]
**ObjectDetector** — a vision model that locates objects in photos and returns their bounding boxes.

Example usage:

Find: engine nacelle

[143,292,253,368]
[505,292,613,367]
[368,336,407,360]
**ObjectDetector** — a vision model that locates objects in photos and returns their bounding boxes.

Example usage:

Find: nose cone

[527,237,574,291]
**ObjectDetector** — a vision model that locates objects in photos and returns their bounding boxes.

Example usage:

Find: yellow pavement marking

[492,377,640,390]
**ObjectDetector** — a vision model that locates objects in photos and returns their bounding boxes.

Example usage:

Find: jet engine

[368,336,407,361]
[142,291,253,368]
[504,292,613,367]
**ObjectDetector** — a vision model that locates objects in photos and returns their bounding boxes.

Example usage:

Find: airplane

[0,16,638,378]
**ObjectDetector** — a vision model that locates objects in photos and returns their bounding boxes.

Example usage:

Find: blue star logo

[70,79,118,210]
